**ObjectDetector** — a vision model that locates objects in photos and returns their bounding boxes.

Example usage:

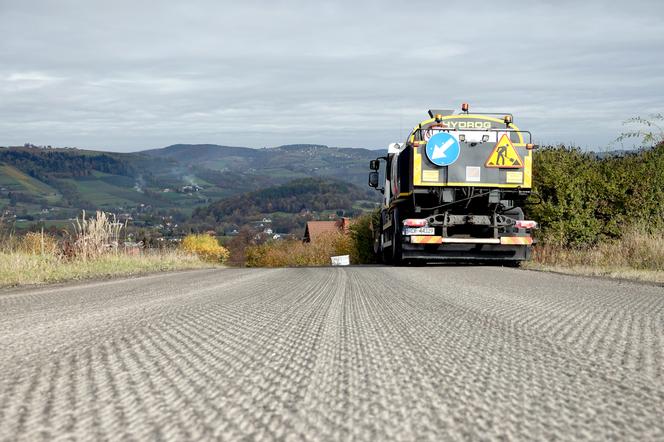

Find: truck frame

[368,105,538,265]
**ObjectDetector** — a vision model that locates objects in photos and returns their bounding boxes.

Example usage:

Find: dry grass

[0,211,215,288]
[0,250,211,288]
[246,232,354,267]
[527,227,664,283]
[524,264,664,284]
[70,210,125,260]
[18,230,59,255]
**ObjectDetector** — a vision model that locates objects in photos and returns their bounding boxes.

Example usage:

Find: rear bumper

[408,235,533,246]
[402,241,532,261]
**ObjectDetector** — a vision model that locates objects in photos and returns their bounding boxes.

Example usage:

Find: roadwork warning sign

[485,134,523,168]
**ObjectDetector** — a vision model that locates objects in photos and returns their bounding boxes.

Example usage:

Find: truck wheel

[392,208,403,265]
[502,260,521,268]
[373,221,381,255]
[379,211,392,265]
[381,236,392,265]
[503,207,526,267]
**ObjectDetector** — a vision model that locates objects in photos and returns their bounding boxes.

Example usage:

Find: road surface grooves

[0,267,662,440]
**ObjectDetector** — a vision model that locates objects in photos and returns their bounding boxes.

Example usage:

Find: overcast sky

[1,0,663,152]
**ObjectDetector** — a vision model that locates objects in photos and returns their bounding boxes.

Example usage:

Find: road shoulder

[523,264,664,287]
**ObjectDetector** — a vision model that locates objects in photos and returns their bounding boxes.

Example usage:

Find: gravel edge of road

[1,262,661,297]
[0,266,223,295]
[523,265,664,287]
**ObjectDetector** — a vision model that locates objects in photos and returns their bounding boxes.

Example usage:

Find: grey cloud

[1,0,663,151]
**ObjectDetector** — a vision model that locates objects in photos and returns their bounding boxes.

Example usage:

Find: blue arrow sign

[425,132,460,167]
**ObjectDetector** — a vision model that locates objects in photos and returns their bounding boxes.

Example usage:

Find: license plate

[403,227,435,236]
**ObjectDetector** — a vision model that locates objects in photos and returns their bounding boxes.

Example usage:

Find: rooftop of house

[303,218,350,243]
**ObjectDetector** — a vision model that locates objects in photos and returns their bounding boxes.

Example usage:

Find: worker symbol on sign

[485,134,523,168]
[496,145,508,165]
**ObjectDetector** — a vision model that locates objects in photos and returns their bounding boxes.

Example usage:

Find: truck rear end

[369,105,538,264]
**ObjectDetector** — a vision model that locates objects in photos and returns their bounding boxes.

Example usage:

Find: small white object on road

[330,255,350,266]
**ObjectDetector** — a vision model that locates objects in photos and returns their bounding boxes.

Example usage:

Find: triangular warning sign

[485,134,523,168]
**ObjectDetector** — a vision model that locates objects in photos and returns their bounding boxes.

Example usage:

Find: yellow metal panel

[523,151,532,188]
[414,146,422,186]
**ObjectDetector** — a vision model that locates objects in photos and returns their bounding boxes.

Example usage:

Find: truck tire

[382,238,392,265]
[391,208,403,265]
[502,206,525,267]
[373,220,381,255]
[503,260,522,268]
[379,211,393,265]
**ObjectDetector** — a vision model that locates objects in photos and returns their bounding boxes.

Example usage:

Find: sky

[1,0,663,152]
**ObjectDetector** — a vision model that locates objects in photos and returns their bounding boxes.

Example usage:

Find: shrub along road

[0,267,662,440]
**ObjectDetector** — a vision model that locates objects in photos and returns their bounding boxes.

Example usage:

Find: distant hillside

[0,147,139,211]
[192,177,378,233]
[0,147,134,178]
[0,146,234,217]
[142,144,263,170]
[143,143,385,189]
[0,143,383,230]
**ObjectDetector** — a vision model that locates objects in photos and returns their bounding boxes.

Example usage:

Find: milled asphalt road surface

[0,267,662,441]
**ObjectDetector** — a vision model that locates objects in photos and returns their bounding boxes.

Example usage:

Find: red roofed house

[303,218,350,243]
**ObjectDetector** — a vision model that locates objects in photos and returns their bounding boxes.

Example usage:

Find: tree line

[527,143,664,246]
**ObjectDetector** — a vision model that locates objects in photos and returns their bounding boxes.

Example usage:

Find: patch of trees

[0,149,135,179]
[6,191,44,206]
[191,166,271,192]
[51,179,94,209]
[193,178,373,224]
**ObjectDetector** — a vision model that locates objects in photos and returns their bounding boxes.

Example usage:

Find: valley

[0,143,383,237]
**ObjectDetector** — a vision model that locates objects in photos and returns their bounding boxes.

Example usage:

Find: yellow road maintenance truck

[368,104,538,265]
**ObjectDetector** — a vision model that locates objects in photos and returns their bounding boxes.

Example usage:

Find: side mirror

[369,160,380,171]
[368,171,379,188]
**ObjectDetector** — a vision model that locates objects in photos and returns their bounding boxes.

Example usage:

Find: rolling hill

[0,143,383,228]
[143,143,384,189]
[0,147,214,218]
[192,177,378,234]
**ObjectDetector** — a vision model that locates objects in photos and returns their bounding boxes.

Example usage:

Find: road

[0,267,662,441]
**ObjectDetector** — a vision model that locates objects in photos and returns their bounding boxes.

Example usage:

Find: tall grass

[70,210,125,260]
[0,211,214,288]
[0,212,17,251]
[532,227,664,271]
[19,230,59,255]
[0,251,206,287]
[529,226,664,283]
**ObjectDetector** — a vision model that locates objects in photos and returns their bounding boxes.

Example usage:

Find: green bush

[348,211,379,265]
[527,143,664,247]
